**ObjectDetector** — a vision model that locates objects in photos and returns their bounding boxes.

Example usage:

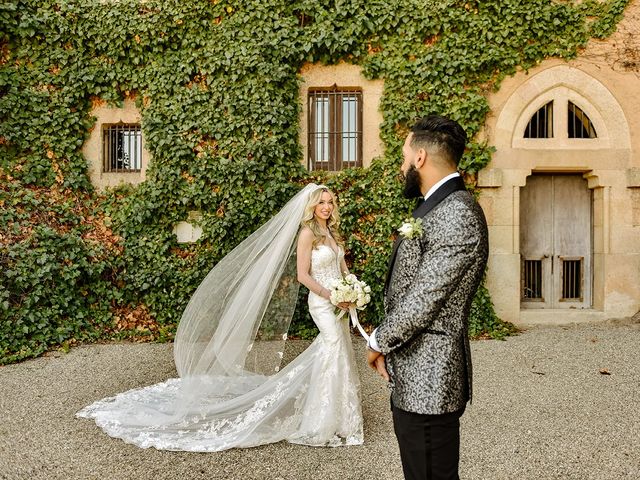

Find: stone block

[477,168,503,187]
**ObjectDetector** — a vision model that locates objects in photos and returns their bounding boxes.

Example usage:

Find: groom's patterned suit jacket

[377,176,489,415]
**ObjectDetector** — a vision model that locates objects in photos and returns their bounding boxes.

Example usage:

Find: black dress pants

[392,405,465,480]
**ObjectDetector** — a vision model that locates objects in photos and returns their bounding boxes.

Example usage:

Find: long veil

[175,182,324,380]
[76,183,331,451]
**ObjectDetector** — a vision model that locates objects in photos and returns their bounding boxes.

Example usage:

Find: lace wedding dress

[77,239,364,451]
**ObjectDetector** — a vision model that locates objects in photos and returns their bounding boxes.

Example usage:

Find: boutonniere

[398,217,423,239]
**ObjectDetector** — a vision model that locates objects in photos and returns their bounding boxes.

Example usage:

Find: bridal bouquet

[329,274,372,310]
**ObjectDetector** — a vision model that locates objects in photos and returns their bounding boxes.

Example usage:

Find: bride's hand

[337,302,353,311]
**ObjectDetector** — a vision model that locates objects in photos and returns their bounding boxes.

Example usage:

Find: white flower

[398,217,423,239]
[398,223,413,236]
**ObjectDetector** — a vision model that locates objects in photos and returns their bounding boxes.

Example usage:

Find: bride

[77,184,364,451]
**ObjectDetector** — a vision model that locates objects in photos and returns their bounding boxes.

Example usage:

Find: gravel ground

[1,319,639,480]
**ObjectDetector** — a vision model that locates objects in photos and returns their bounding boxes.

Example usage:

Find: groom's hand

[367,350,389,382]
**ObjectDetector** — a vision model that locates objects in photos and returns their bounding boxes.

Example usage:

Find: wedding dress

[77,184,364,451]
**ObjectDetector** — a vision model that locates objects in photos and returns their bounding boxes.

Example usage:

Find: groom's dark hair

[410,115,467,166]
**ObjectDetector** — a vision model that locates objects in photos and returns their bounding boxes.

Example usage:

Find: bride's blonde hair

[301,187,344,250]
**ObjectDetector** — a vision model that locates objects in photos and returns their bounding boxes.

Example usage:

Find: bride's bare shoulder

[297,226,315,247]
[299,226,314,239]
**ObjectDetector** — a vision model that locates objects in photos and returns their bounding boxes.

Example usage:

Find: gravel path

[1,319,639,480]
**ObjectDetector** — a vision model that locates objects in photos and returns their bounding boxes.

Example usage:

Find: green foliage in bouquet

[0,0,629,362]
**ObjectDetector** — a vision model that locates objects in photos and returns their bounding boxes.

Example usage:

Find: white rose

[398,223,413,236]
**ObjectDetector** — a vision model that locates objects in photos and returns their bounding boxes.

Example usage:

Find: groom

[367,115,488,480]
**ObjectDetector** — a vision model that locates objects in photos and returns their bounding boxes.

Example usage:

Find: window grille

[561,257,583,301]
[524,101,553,138]
[103,124,142,173]
[308,88,362,171]
[522,259,543,300]
[568,102,597,139]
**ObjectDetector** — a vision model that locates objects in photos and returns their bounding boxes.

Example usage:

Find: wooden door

[520,175,592,309]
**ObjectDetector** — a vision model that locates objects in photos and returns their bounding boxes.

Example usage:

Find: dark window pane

[561,259,582,300]
[524,101,553,139]
[568,101,597,139]
[523,259,543,299]
[103,124,142,173]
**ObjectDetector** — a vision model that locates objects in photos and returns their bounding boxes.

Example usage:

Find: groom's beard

[402,164,423,199]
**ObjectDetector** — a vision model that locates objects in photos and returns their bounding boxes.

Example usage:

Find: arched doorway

[480,64,634,324]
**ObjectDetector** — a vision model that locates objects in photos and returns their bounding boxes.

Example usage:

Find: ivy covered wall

[0,0,629,363]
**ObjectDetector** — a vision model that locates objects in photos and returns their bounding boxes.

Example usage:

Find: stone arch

[495,65,630,153]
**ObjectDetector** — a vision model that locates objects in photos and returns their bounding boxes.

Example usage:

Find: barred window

[524,101,553,139]
[308,88,362,171]
[522,259,543,301]
[523,100,598,140]
[102,123,142,173]
[560,257,583,301]
[568,101,597,139]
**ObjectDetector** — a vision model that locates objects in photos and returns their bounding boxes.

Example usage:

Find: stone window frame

[497,65,631,153]
[83,98,150,190]
[514,86,609,150]
[299,62,384,170]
